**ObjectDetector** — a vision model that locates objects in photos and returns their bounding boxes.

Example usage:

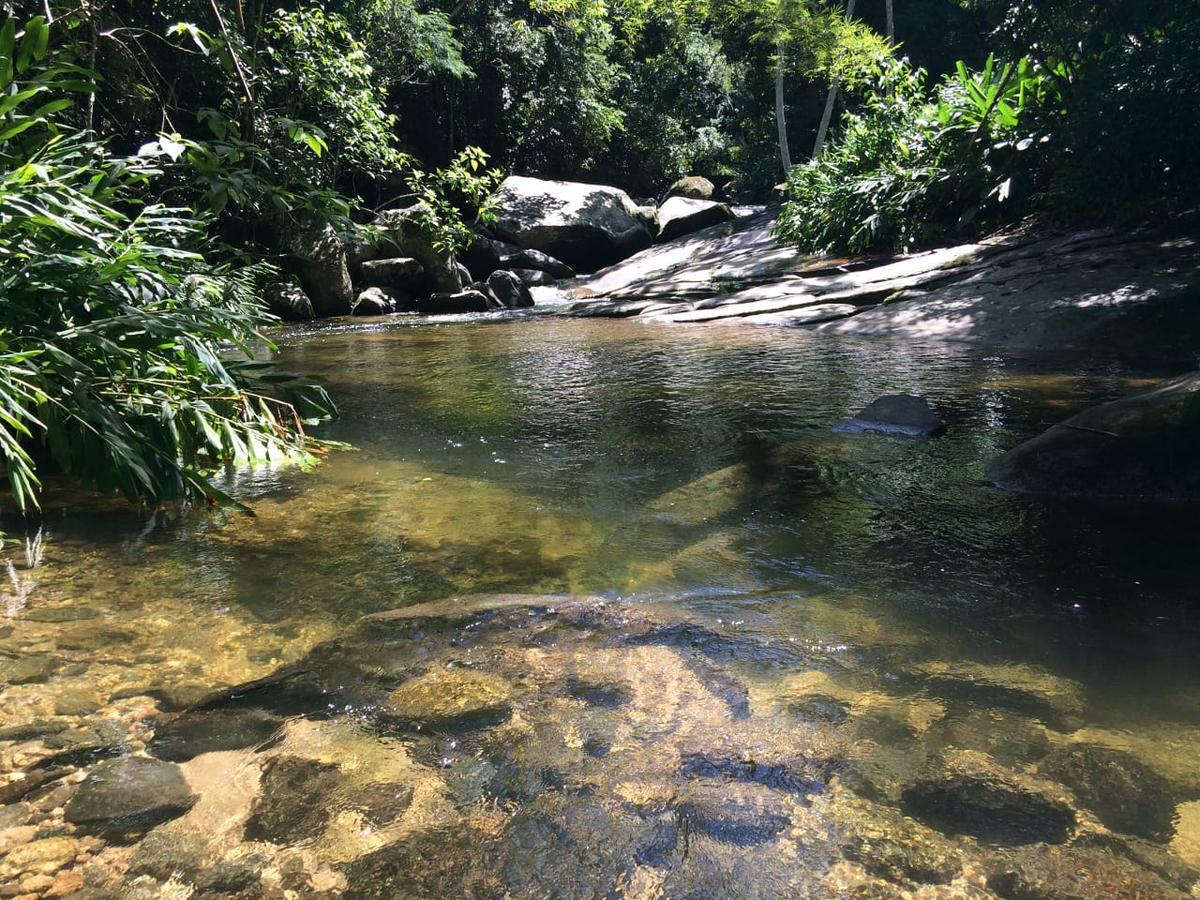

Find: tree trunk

[812,0,857,159]
[885,0,894,42]
[775,40,792,176]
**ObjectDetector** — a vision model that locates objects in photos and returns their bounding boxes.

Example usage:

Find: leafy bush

[775,54,1048,254]
[0,17,333,517]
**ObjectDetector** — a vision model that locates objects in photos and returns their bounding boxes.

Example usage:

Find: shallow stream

[2,317,1199,897]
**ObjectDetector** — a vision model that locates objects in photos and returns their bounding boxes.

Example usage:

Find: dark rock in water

[900,753,1075,845]
[52,687,101,716]
[284,216,354,316]
[511,267,559,287]
[0,719,69,742]
[833,395,946,438]
[986,844,1189,900]
[498,247,574,279]
[986,371,1200,500]
[0,654,58,684]
[264,280,315,322]
[1039,744,1178,841]
[152,707,284,762]
[924,709,1051,768]
[490,175,654,272]
[353,286,406,316]
[0,766,70,804]
[64,756,196,835]
[244,755,341,844]
[485,270,535,309]
[789,694,852,725]
[657,197,736,242]
[666,175,716,201]
[419,288,492,315]
[359,256,425,290]
[675,790,790,846]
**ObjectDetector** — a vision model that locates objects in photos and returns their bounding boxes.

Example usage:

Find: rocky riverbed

[3,593,1199,897]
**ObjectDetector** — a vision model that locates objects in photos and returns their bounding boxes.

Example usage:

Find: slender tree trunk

[885,0,894,42]
[774,41,792,176]
[812,0,857,159]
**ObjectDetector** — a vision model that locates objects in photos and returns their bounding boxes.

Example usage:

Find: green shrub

[775,54,1048,254]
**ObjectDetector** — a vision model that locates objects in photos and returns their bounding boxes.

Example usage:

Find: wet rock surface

[64,756,195,835]
[833,394,947,438]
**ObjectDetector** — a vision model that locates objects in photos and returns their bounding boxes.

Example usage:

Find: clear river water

[2,315,1199,897]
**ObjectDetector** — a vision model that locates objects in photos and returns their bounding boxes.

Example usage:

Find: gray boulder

[263,281,315,322]
[359,257,425,290]
[419,289,491,315]
[490,175,654,272]
[498,247,574,279]
[459,231,504,281]
[666,175,716,201]
[986,372,1200,499]
[353,287,406,316]
[374,206,463,293]
[657,196,736,242]
[64,756,196,834]
[833,395,947,438]
[285,216,354,316]
[485,270,535,309]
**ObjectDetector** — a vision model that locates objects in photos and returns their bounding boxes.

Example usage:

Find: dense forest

[1,0,1197,519]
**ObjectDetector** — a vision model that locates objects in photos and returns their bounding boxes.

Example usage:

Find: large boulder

[656,196,736,242]
[666,175,716,201]
[490,176,654,272]
[285,217,354,316]
[263,281,315,322]
[374,207,463,294]
[485,270,535,309]
[358,257,425,291]
[986,372,1200,499]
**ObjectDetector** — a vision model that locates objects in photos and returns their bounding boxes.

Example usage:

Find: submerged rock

[986,371,1200,500]
[657,196,736,242]
[386,669,515,729]
[64,756,196,835]
[900,751,1075,845]
[152,707,284,762]
[986,843,1190,899]
[1040,744,1179,842]
[833,395,946,438]
[491,175,654,271]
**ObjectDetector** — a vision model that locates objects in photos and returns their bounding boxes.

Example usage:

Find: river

[2,316,1198,897]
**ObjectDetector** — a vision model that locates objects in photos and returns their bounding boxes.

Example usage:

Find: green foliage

[775,54,1046,253]
[405,147,503,257]
[0,17,333,516]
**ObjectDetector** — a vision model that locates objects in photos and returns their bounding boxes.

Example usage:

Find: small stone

[52,688,101,717]
[386,669,514,728]
[22,607,100,623]
[833,395,946,437]
[64,757,195,835]
[17,874,52,893]
[45,869,83,898]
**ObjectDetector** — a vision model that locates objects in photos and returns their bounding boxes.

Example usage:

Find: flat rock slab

[833,395,946,438]
[65,756,196,834]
